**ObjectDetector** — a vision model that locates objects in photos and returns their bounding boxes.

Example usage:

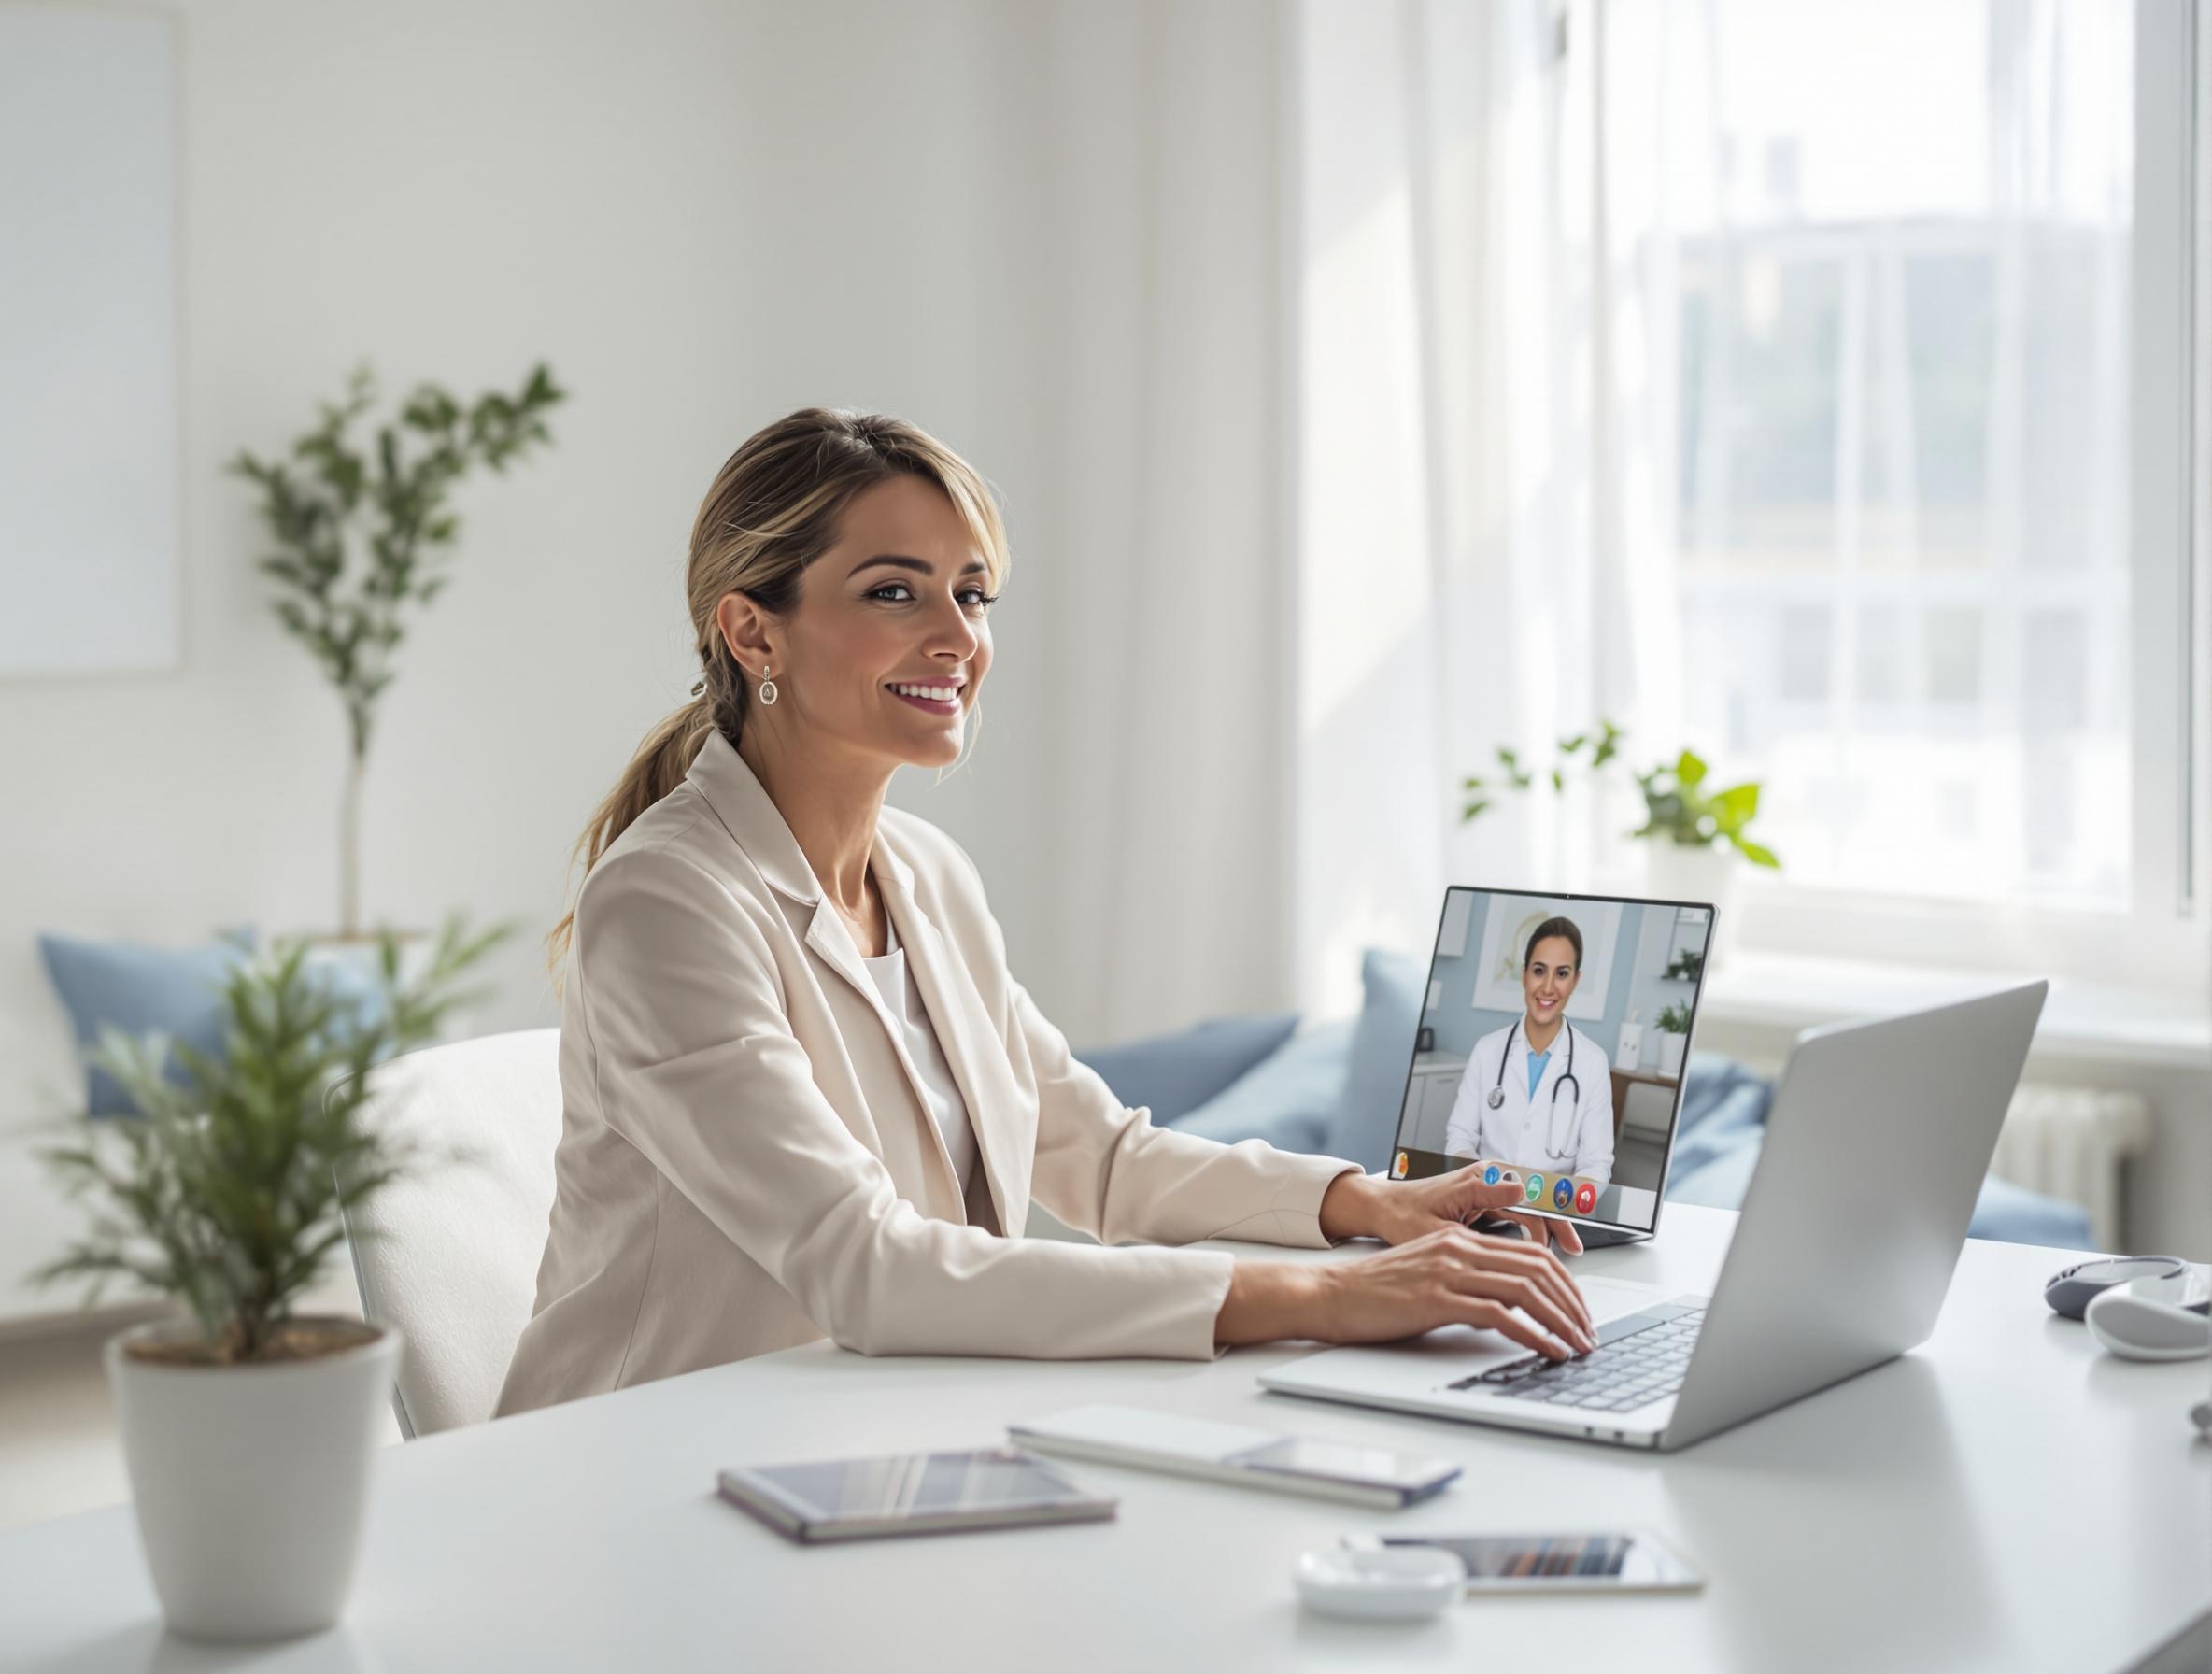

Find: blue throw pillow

[1075,1011,1301,1128]
[1666,1052,1776,1177]
[37,929,257,1117]
[301,943,396,1043]
[1165,1018,1357,1156]
[1321,948,1427,1169]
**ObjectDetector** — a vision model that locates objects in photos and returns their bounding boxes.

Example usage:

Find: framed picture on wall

[0,5,180,674]
[1470,896,1623,1020]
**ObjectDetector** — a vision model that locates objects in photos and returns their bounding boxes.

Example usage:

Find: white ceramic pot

[106,1315,401,1641]
[1656,1029,1688,1078]
[1639,840,1739,973]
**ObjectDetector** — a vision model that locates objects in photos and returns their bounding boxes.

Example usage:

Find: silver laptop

[1262,979,2049,1452]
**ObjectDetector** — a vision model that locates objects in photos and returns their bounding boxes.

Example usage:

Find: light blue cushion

[1321,948,1426,1169]
[1075,1011,1300,1128]
[1965,1173,2095,1251]
[1667,1051,1775,1177]
[37,929,256,1117]
[301,943,397,1043]
[1164,1018,1357,1156]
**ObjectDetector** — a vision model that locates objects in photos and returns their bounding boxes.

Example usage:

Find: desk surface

[3,1205,2206,1673]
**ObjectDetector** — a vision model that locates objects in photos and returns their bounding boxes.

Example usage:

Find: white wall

[0,0,1295,1119]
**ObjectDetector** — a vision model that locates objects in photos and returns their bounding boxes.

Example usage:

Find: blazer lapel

[687,731,966,1197]
[874,848,1028,1238]
[687,731,1020,1227]
[685,732,874,1004]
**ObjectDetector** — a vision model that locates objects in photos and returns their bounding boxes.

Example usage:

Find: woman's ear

[716,591,777,673]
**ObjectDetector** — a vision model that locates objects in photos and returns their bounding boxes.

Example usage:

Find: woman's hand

[1320,1165,1585,1255]
[1215,1227,1597,1358]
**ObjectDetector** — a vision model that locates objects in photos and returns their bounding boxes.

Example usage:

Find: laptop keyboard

[1446,1300,1705,1412]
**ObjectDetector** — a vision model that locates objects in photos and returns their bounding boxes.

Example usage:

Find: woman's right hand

[1311,1226,1596,1359]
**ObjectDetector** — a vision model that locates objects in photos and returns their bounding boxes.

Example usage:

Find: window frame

[1670,0,2209,998]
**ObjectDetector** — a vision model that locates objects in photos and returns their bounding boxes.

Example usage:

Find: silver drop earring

[758,663,778,706]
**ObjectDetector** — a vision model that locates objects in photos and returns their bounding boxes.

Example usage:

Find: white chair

[333,1029,561,1438]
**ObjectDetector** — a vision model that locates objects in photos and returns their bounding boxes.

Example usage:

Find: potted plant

[1654,1001,1693,1077]
[31,915,508,1641]
[1459,719,1780,964]
[228,362,564,953]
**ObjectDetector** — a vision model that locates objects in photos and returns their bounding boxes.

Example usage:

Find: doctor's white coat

[1441,1020,1616,1185]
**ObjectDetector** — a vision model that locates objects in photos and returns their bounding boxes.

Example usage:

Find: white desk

[3,1206,2207,1672]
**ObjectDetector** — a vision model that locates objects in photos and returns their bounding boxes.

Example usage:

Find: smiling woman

[494,408,1597,1422]
[546,408,1008,972]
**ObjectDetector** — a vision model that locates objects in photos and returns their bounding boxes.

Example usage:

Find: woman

[494,409,1595,1419]
[1442,917,1617,1186]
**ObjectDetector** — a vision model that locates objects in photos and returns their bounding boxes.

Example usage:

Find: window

[1660,0,2140,909]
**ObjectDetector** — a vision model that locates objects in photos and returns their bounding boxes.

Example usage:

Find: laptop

[1263,959,2049,1452]
[1377,887,1721,1252]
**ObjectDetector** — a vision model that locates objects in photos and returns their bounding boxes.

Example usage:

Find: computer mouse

[2085,1282,2212,1362]
[2044,1255,2186,1320]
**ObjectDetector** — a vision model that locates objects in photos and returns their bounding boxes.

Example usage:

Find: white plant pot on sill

[1639,839,1738,975]
[105,1315,402,1641]
[1656,1029,1688,1078]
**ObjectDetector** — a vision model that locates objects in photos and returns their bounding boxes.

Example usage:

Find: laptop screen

[1383,887,1713,1235]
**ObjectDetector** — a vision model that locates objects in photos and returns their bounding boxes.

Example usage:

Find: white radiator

[1988,1085,2153,1253]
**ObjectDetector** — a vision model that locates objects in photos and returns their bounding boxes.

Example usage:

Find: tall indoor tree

[229,362,564,938]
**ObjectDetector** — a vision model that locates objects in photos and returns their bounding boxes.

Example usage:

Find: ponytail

[544,697,718,985]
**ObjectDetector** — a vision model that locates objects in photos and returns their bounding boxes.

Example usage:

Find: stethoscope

[1486,1015,1581,1156]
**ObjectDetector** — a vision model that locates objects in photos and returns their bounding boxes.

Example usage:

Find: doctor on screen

[1443,915,1616,1185]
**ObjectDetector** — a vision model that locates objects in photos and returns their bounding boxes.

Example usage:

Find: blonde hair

[546,408,1011,979]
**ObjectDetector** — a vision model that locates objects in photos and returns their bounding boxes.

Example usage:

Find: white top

[859,915,981,1199]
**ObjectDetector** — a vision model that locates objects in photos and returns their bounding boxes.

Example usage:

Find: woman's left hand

[1321,1165,1585,1255]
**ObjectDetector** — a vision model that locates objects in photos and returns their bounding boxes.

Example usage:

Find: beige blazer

[494,730,1361,1418]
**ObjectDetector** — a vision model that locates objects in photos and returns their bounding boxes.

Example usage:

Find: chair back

[334,1029,561,1437]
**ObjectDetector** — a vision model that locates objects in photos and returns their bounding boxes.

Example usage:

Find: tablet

[716,1446,1117,1544]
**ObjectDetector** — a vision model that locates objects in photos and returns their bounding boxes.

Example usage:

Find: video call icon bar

[1393,1150,1599,1218]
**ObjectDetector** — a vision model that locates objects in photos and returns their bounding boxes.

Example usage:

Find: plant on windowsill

[228,361,565,946]
[30,915,509,1642]
[1458,718,1781,871]
[1458,718,1778,972]
[1664,949,1705,983]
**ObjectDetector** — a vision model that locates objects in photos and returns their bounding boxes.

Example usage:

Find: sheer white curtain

[915,0,1299,1047]
[1292,0,1684,1016]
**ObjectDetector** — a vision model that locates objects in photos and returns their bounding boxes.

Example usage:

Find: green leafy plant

[1460,717,1780,870]
[1461,720,1627,816]
[1628,748,1779,868]
[32,915,512,1363]
[1663,948,1706,982]
[1655,1002,1694,1034]
[229,362,566,937]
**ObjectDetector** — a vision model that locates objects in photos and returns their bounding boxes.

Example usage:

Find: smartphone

[1343,1528,1705,1595]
